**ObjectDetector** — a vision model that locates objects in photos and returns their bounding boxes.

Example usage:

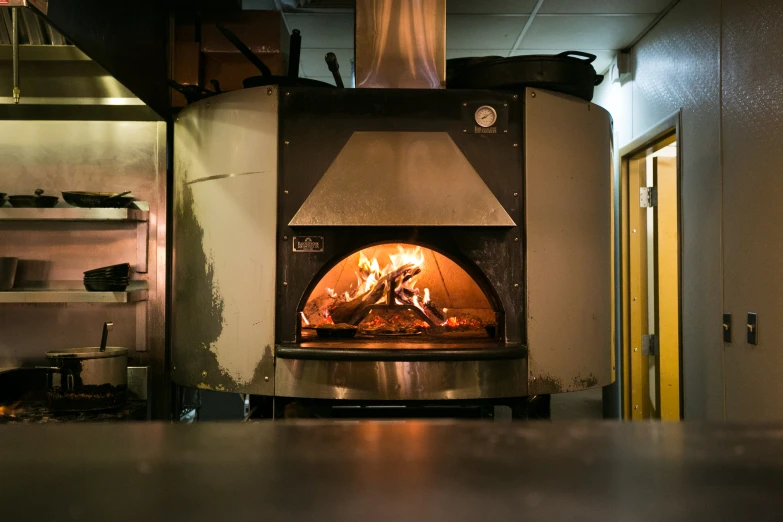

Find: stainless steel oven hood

[289,131,516,227]
[0,0,168,117]
[0,1,48,13]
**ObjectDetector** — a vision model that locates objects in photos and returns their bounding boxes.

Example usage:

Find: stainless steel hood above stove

[0,0,168,117]
[289,131,516,227]
[0,1,47,13]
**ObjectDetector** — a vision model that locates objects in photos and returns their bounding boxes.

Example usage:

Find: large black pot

[447,51,604,102]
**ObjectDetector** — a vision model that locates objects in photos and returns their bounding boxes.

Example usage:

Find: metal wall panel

[0,120,167,414]
[525,88,613,395]
[632,0,722,420]
[172,87,278,395]
[594,0,723,419]
[721,0,783,421]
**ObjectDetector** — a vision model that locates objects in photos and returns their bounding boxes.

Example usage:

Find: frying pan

[8,189,58,208]
[447,51,604,102]
[62,191,134,209]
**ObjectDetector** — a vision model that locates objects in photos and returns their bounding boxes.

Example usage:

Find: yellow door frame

[618,112,683,420]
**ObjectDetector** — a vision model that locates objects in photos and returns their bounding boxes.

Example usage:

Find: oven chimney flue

[355,0,446,89]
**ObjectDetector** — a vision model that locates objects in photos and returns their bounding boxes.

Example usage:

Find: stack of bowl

[83,263,130,292]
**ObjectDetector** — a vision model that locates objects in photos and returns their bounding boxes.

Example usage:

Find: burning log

[329,281,387,325]
[424,301,445,321]
[329,263,417,325]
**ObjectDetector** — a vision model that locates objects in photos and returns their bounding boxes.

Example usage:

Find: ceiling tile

[447,0,537,14]
[299,48,354,77]
[539,0,672,14]
[510,49,616,74]
[519,14,656,49]
[286,13,354,48]
[447,14,527,49]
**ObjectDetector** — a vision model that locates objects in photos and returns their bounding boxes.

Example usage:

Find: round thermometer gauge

[474,105,498,128]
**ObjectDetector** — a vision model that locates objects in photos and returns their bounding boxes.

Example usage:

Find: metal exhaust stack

[355,0,446,89]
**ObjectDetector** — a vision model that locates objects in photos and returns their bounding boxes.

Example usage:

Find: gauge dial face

[474,105,498,128]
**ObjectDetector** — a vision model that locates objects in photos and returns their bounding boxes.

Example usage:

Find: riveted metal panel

[172,87,278,394]
[722,0,783,421]
[525,88,613,395]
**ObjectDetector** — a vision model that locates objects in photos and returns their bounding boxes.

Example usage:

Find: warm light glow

[0,402,21,418]
[339,245,436,322]
[301,243,495,335]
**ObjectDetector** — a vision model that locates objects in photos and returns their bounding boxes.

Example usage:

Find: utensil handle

[325,52,344,88]
[288,29,301,78]
[100,322,114,352]
[102,191,131,203]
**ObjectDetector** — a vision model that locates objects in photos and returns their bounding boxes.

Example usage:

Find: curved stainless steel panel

[172,87,278,395]
[275,357,528,400]
[525,88,613,395]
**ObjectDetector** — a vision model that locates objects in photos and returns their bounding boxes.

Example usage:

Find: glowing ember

[0,402,22,418]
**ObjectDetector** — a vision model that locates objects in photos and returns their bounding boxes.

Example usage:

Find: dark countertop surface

[1,421,782,521]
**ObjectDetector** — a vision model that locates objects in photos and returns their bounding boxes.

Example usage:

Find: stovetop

[0,400,148,424]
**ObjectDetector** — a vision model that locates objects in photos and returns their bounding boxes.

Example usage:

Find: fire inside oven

[300,243,497,341]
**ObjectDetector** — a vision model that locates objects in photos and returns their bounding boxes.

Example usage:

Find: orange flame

[340,246,433,323]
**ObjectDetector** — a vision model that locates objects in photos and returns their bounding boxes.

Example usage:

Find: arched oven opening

[298,242,503,345]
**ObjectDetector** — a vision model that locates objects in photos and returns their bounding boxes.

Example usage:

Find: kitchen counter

[0,421,782,521]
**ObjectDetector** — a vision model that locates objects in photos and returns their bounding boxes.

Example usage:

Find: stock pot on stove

[44,322,128,412]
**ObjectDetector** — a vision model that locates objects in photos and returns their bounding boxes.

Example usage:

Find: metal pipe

[12,7,20,104]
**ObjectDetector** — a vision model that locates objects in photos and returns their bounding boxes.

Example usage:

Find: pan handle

[36,366,74,391]
[558,51,597,63]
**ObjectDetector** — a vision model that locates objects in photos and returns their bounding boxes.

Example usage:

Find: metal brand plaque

[293,236,324,253]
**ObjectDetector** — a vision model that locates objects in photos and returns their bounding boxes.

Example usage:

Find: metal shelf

[0,281,148,303]
[0,206,148,222]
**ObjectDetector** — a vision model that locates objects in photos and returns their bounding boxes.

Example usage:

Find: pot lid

[45,347,128,359]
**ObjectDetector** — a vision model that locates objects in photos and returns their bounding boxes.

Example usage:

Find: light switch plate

[747,313,758,345]
[723,313,731,343]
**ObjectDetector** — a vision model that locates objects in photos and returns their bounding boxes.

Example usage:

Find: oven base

[274,357,528,400]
